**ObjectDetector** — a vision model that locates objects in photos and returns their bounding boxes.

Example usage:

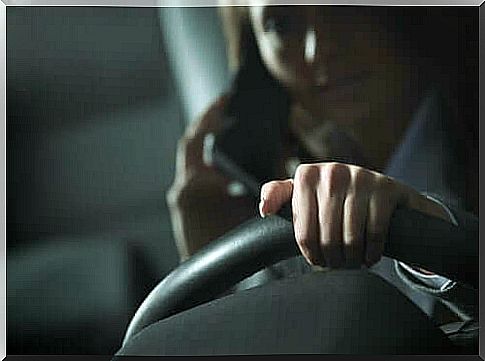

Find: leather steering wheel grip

[122,207,477,346]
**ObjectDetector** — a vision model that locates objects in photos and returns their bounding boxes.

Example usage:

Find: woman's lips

[305,71,372,103]
[312,70,372,93]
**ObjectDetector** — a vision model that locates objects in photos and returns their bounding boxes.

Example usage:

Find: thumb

[259,179,294,217]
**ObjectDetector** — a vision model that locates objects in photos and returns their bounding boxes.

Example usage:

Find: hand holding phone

[166,95,257,260]
[210,65,291,198]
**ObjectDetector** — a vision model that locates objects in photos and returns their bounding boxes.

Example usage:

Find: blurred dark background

[7,6,228,354]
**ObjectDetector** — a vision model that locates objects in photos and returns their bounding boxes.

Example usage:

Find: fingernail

[258,198,265,217]
[259,197,270,218]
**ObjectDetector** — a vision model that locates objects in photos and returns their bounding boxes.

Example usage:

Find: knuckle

[351,168,370,190]
[177,135,199,156]
[176,135,189,151]
[322,163,350,193]
[166,176,197,208]
[166,184,184,208]
[294,164,320,185]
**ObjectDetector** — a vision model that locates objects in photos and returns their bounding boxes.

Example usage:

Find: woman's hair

[218,7,253,72]
[217,6,478,214]
[217,6,290,122]
[218,6,277,93]
[218,6,477,82]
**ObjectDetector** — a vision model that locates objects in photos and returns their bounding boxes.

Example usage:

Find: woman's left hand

[259,162,453,268]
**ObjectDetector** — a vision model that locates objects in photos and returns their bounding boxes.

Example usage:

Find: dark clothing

[117,271,460,355]
[385,87,475,212]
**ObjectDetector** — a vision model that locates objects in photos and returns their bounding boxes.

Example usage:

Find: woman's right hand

[166,95,256,262]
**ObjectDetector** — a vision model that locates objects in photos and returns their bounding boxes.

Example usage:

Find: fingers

[295,163,393,269]
[365,189,393,267]
[169,96,235,213]
[176,134,207,175]
[316,164,349,268]
[342,170,371,268]
[176,96,228,176]
[342,194,367,268]
[293,165,322,265]
[260,162,401,269]
[259,179,294,217]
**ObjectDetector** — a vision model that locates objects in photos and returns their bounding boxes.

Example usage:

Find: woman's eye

[263,17,289,34]
[263,16,305,35]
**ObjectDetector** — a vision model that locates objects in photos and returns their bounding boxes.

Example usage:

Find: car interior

[6,5,479,356]
[7,6,229,354]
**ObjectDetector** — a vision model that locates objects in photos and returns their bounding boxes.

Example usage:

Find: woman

[167,5,478,268]
[154,5,479,353]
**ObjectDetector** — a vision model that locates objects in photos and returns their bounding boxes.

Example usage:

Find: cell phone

[209,64,291,198]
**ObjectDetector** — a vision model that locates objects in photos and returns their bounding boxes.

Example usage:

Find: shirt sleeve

[384,196,478,290]
[423,193,459,227]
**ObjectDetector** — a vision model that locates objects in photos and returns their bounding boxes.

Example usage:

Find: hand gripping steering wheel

[121,206,477,348]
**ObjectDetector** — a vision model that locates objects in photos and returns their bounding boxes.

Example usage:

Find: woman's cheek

[259,39,308,88]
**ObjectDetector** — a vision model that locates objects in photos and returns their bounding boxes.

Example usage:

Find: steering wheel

[121,207,477,347]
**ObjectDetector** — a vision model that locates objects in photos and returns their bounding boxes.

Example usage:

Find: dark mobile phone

[210,66,290,198]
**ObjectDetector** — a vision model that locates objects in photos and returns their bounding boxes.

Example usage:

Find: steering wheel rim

[122,207,477,346]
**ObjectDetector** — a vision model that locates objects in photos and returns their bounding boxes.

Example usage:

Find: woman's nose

[304,28,328,85]
[304,28,317,64]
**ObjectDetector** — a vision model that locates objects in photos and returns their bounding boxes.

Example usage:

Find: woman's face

[249,5,422,138]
